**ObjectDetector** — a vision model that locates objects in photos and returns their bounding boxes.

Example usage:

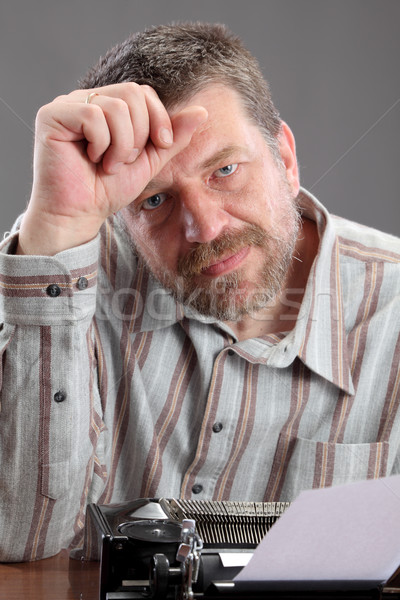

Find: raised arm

[17,83,207,255]
[0,84,207,561]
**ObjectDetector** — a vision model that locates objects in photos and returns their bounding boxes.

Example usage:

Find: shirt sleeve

[0,231,102,562]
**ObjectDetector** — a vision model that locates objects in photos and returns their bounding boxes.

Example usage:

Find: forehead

[165,84,267,174]
[172,84,254,138]
[171,83,246,116]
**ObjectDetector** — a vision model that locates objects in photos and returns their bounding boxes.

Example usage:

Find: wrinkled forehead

[168,82,249,120]
[165,89,268,175]
[169,81,281,159]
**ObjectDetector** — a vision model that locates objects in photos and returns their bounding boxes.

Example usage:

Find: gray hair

[79,22,282,152]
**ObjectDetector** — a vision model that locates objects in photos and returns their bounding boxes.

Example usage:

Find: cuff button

[76,276,89,290]
[46,284,61,297]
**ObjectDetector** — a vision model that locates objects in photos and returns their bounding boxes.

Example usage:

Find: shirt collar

[282,188,354,395]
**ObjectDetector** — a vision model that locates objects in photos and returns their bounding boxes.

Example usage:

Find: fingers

[76,83,175,174]
[142,85,174,147]
[170,105,209,146]
[144,105,209,173]
[98,84,175,174]
[40,83,208,181]
[87,95,138,173]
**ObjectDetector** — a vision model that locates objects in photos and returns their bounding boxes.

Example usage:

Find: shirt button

[46,284,61,297]
[54,390,67,403]
[192,484,203,495]
[228,349,235,356]
[212,422,223,433]
[76,276,88,290]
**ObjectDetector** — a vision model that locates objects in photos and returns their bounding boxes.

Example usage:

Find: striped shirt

[0,188,399,561]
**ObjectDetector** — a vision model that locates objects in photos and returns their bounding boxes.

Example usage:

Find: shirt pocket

[271,434,390,501]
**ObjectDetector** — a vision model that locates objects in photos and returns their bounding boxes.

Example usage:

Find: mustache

[177,224,269,278]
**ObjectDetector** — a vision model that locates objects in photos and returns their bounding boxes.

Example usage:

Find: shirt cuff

[0,232,99,325]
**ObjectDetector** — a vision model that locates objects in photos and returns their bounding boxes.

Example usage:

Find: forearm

[0,232,101,561]
[17,82,206,257]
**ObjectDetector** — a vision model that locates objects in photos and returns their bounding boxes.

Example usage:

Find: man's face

[127,85,301,321]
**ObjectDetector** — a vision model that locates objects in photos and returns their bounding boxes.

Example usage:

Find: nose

[180,191,230,244]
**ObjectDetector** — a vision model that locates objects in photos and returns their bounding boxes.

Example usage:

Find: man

[0,23,399,563]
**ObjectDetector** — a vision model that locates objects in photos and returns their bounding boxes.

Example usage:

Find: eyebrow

[199,144,247,171]
[141,144,248,196]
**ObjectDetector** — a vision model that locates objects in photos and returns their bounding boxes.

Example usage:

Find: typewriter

[83,497,400,600]
[83,497,290,599]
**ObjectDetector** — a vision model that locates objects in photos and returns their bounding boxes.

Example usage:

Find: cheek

[251,165,292,218]
[120,206,184,272]
[135,221,181,272]
[223,180,274,226]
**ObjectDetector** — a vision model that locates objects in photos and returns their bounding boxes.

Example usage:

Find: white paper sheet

[235,475,400,590]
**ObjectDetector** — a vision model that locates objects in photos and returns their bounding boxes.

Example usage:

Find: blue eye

[215,163,238,178]
[143,193,167,210]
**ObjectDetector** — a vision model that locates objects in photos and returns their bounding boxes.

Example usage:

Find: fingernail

[160,127,173,145]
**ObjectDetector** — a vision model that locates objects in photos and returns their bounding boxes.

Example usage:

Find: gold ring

[85,92,99,104]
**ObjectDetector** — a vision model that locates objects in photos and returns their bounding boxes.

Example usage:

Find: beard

[146,181,301,322]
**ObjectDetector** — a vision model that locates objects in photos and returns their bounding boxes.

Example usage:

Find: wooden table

[0,551,100,600]
[2,551,400,600]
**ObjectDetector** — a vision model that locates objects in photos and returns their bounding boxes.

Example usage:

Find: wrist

[16,210,103,256]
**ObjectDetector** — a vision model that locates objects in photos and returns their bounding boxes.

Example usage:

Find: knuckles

[101,81,145,101]
[119,81,142,94]
[35,102,56,125]
[53,94,69,103]
[104,96,131,116]
[140,84,159,97]
[34,81,171,154]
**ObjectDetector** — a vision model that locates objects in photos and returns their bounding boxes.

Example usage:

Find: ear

[278,121,300,196]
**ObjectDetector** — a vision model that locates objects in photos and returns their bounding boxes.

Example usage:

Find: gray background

[1,0,399,236]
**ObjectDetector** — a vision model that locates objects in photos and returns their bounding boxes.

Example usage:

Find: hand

[17,83,208,255]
